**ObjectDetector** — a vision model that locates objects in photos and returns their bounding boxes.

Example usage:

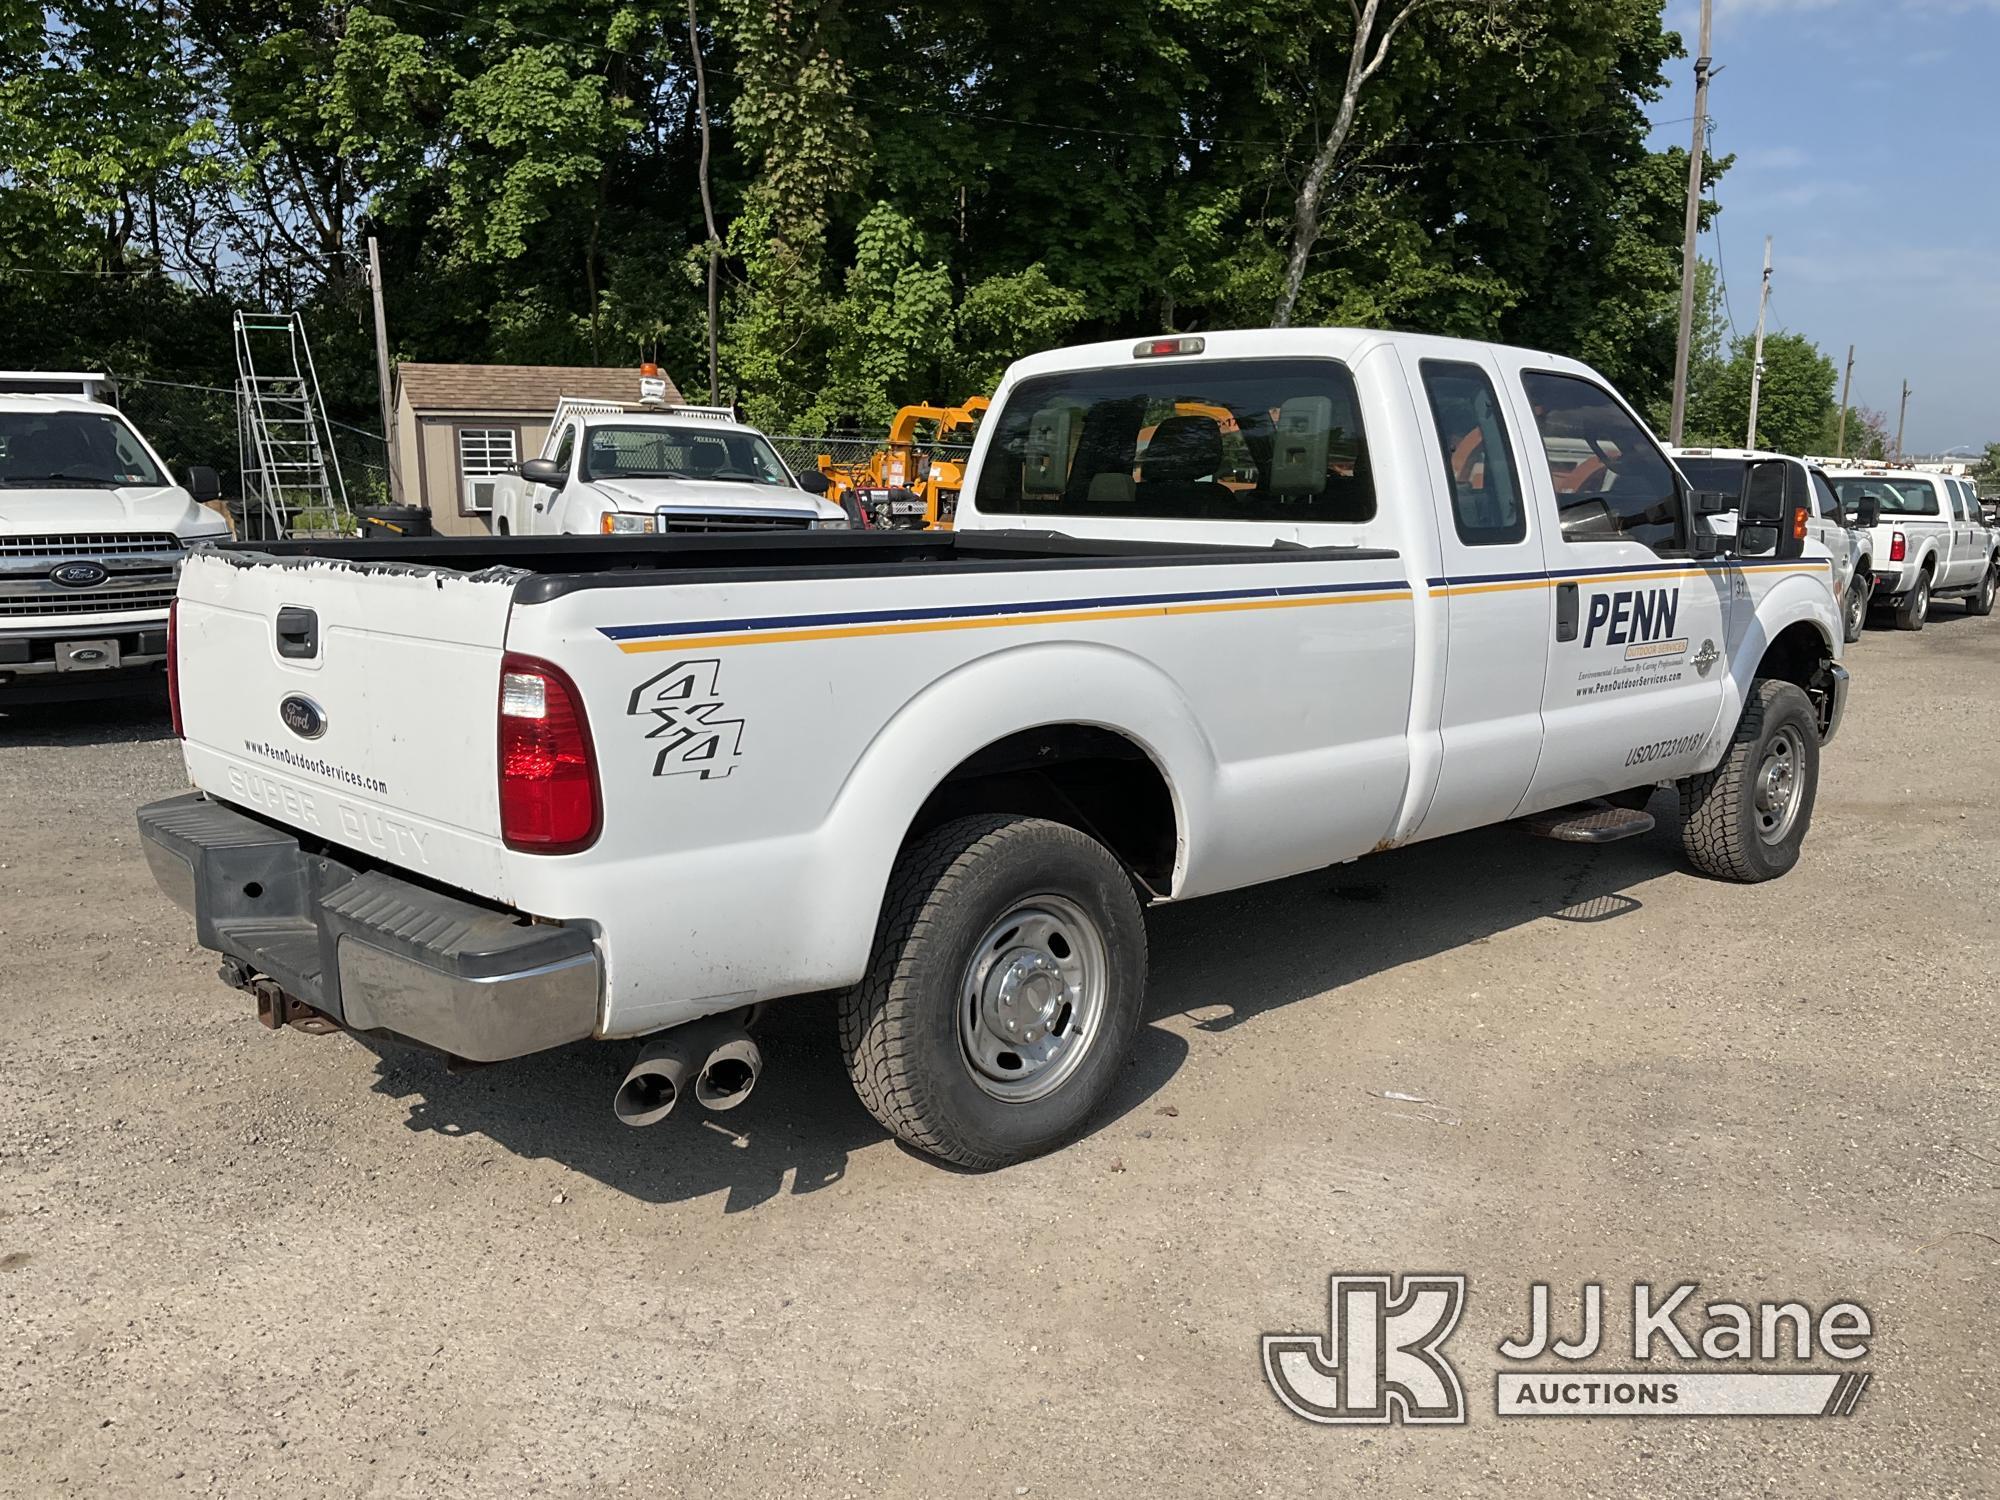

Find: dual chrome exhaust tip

[612,1020,762,1127]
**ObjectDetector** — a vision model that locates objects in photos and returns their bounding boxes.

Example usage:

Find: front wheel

[1842,573,1870,642]
[1895,570,1930,630]
[1966,561,1996,617]
[1678,679,1821,883]
[839,815,1148,1169]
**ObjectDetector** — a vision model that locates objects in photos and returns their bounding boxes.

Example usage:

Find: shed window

[458,428,518,478]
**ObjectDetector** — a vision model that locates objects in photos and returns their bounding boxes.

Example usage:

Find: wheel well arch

[1755,619,1834,693]
[908,724,1179,893]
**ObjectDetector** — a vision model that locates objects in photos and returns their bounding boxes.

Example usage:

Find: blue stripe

[597,576,1409,642]
[1426,557,1831,589]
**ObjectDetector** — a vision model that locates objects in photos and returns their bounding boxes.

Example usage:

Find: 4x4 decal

[627,659,744,779]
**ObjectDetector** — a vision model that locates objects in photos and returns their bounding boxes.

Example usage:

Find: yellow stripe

[613,587,1412,654]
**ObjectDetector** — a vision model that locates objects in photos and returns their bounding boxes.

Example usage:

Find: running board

[1517,800,1656,844]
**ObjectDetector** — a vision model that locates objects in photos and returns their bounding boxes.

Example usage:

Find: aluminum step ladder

[233,310,352,539]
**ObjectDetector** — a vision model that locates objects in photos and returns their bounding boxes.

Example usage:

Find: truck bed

[218,529,1396,590]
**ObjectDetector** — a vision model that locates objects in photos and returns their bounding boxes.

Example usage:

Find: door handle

[1555,582,1579,642]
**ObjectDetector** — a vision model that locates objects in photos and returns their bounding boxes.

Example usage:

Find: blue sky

[1651,0,1998,454]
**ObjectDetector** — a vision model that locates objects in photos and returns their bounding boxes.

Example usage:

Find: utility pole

[1835,344,1855,458]
[1668,0,1715,446]
[687,0,720,406]
[365,235,402,503]
[1744,236,1772,449]
[1895,380,1912,461]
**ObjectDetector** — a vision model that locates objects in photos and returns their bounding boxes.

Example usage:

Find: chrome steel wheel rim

[1754,725,1807,845]
[1982,570,1995,609]
[958,895,1108,1103]
[1914,578,1929,622]
[1846,583,1866,634]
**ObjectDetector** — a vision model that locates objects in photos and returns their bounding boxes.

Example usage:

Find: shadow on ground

[362,800,1682,1211]
[0,688,174,745]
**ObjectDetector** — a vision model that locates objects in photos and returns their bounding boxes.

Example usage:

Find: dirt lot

[2,613,1996,1499]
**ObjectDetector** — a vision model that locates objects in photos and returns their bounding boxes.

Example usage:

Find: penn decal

[1584,587,1681,650]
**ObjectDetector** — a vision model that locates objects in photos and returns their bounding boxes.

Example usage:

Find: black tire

[839,815,1148,1169]
[1678,679,1820,883]
[1894,569,1930,631]
[1842,572,1870,642]
[1965,561,1996,617]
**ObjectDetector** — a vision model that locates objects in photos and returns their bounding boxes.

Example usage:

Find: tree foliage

[3,0,1729,438]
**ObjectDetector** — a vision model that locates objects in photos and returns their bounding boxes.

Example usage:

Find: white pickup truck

[1670,447,1873,643]
[489,397,851,537]
[1,383,227,702]
[1824,464,1997,629]
[139,329,1847,1168]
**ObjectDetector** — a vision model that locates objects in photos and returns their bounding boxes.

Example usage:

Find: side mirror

[186,464,221,503]
[1739,458,1804,559]
[796,469,832,496]
[1851,496,1880,529]
[518,457,566,487]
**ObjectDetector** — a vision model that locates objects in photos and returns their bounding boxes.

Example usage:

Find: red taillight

[166,599,184,738]
[1132,335,1205,359]
[1890,531,1907,563]
[498,653,599,853]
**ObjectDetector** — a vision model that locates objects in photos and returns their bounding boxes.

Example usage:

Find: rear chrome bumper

[137,792,600,1061]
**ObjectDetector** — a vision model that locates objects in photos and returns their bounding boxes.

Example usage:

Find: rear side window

[1809,469,1840,520]
[976,357,1375,524]
[1421,360,1525,546]
[1521,372,1685,554]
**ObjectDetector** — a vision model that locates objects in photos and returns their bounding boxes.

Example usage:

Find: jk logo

[1262,1274,1468,1425]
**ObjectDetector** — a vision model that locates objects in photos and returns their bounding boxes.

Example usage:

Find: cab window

[976,358,1375,523]
[1420,360,1525,546]
[1809,469,1840,521]
[552,425,577,476]
[1521,372,1685,554]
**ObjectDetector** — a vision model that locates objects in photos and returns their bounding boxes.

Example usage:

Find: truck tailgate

[174,551,518,900]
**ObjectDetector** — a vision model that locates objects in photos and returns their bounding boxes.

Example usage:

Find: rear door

[1506,362,1731,813]
[1402,349,1553,837]
[1948,480,1979,585]
[174,551,517,898]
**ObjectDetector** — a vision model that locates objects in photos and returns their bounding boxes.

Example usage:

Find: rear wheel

[839,815,1148,1169]
[1842,572,1870,642]
[1678,679,1820,883]
[1965,561,1996,617]
[1894,569,1930,630]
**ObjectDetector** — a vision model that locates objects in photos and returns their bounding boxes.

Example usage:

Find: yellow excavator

[817,398,990,530]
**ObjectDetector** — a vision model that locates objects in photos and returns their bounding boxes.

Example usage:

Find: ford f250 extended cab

[1825,464,1997,630]
[1,387,226,701]
[138,329,1847,1168]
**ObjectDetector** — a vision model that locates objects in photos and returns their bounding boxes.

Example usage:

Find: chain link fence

[768,433,974,478]
[118,377,393,529]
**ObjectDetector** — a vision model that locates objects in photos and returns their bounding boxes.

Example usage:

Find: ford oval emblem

[279,694,327,740]
[50,560,109,588]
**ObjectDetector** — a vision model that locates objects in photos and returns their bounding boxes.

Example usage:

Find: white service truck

[1,380,227,702]
[139,329,1847,1168]
[1824,464,1997,629]
[1670,447,1873,643]
[489,397,851,537]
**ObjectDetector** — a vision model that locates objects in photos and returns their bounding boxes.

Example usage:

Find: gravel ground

[1,618,1995,1499]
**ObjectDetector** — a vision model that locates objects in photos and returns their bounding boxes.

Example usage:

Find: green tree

[1683,331,1837,454]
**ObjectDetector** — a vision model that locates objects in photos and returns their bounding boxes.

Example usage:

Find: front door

[1403,350,1553,838]
[1509,368,1732,814]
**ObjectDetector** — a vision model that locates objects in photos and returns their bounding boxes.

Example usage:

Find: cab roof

[0,393,121,416]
